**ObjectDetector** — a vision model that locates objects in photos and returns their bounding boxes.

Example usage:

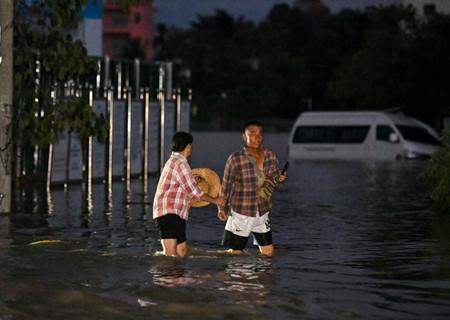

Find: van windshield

[292,126,370,143]
[395,125,441,146]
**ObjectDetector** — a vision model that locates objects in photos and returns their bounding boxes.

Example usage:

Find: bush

[425,130,450,213]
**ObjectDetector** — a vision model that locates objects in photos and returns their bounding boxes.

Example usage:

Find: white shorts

[222,209,272,250]
[225,209,271,237]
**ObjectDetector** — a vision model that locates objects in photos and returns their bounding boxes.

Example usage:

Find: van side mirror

[389,132,399,143]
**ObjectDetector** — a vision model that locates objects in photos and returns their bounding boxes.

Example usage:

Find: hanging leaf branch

[13,0,106,148]
[424,131,450,213]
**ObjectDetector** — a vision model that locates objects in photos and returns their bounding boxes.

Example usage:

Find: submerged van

[288,111,441,160]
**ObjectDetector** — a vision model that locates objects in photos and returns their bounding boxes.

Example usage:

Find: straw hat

[191,168,221,207]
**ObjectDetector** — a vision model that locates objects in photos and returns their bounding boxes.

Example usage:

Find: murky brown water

[1,132,450,319]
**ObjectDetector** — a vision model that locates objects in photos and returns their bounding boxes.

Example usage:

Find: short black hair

[172,131,193,152]
[243,120,263,132]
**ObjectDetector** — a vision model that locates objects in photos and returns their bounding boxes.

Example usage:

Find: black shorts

[222,230,273,251]
[154,214,186,244]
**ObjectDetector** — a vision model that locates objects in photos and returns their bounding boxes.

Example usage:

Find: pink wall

[129,4,154,61]
[103,1,154,61]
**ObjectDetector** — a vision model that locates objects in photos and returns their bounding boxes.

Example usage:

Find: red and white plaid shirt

[153,152,204,220]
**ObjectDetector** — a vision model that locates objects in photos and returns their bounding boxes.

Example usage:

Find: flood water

[1,131,450,319]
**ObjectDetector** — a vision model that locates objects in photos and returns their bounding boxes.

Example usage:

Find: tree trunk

[0,0,13,215]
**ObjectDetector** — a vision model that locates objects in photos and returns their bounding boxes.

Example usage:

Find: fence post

[158,89,165,175]
[125,86,132,192]
[86,85,94,196]
[143,88,149,192]
[46,84,58,192]
[96,58,102,98]
[106,86,114,189]
[158,64,167,175]
[116,61,122,100]
[134,59,140,100]
[176,88,182,132]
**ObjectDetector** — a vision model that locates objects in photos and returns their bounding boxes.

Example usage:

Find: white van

[288,111,442,160]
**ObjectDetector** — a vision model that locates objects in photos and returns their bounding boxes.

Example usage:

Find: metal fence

[15,57,191,194]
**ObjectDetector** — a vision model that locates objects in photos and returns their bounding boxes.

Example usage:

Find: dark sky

[153,0,398,28]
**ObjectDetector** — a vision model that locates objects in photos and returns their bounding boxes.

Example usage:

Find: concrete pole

[0,0,13,214]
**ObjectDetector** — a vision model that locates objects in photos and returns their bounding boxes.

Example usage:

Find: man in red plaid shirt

[218,121,287,257]
[153,132,224,257]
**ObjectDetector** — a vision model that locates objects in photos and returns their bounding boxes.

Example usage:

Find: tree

[424,131,450,213]
[293,0,330,16]
[152,3,448,131]
[13,0,106,180]
[254,4,314,118]
[12,0,153,176]
[401,12,450,124]
[324,5,450,128]
[188,10,256,128]
[324,5,416,109]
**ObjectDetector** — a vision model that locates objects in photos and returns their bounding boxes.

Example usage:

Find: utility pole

[0,0,13,215]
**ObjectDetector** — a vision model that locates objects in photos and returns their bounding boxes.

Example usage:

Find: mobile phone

[281,161,289,175]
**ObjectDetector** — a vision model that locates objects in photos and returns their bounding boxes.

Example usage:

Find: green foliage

[47,98,107,144]
[400,13,450,123]
[324,5,450,124]
[155,4,450,129]
[324,5,416,109]
[424,131,450,213]
[188,10,257,127]
[14,0,105,149]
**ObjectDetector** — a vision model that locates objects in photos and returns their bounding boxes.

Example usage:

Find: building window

[108,12,128,28]
[423,4,436,16]
[135,13,141,24]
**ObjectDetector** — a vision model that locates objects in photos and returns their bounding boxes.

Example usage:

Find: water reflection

[219,258,272,304]
[149,258,205,287]
[146,253,274,303]
[0,213,10,249]
[5,132,450,319]
[35,180,153,251]
[47,185,83,230]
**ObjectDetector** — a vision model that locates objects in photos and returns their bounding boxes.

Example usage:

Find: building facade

[73,0,155,61]
[103,0,155,61]
[72,0,104,57]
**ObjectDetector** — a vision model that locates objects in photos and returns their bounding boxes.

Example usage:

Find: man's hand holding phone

[278,161,289,183]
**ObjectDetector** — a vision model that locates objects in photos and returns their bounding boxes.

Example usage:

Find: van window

[395,125,441,146]
[292,126,370,143]
[376,125,395,141]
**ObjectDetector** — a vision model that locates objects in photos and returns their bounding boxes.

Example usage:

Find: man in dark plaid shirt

[218,121,287,257]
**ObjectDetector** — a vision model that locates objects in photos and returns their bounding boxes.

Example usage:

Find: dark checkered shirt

[221,147,281,217]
